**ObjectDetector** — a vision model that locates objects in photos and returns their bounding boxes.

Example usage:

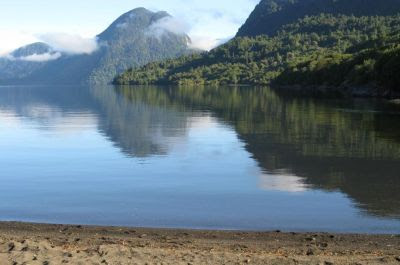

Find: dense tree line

[276,43,400,95]
[114,14,400,94]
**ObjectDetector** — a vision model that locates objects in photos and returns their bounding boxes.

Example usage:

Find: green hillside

[276,43,400,97]
[115,14,400,96]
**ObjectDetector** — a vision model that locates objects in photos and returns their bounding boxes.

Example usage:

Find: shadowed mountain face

[0,43,57,80]
[89,8,191,84]
[0,8,191,85]
[237,0,400,37]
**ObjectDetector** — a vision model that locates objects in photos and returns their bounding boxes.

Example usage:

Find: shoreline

[273,84,400,99]
[0,222,399,264]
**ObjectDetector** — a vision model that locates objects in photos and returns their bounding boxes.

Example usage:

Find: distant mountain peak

[0,7,191,85]
[11,42,53,58]
[98,8,172,41]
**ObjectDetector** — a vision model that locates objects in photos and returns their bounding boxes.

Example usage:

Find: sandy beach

[0,222,399,265]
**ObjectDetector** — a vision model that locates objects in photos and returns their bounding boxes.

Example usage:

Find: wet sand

[0,222,399,265]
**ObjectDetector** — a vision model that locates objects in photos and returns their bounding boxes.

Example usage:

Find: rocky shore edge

[0,222,399,264]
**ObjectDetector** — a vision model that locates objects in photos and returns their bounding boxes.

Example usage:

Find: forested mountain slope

[115,14,400,97]
[236,0,400,37]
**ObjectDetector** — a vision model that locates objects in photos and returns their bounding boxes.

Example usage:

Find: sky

[0,0,259,55]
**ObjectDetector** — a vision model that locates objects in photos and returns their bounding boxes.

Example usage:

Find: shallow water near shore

[0,85,399,233]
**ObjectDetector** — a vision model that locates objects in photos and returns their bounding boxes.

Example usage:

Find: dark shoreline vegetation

[115,13,400,98]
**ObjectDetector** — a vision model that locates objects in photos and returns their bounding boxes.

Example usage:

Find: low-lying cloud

[13,52,62,62]
[143,0,259,50]
[0,30,99,59]
[148,16,227,51]
[148,16,190,38]
[0,0,259,56]
[38,33,99,55]
[188,36,230,51]
[4,51,62,62]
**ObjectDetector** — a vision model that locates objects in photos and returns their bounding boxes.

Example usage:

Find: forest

[114,14,400,95]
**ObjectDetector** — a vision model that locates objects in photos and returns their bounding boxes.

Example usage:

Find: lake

[0,85,399,234]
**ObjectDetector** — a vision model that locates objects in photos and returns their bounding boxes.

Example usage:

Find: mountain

[89,7,191,84]
[236,0,400,37]
[0,8,192,85]
[10,42,54,58]
[0,42,59,80]
[115,1,400,97]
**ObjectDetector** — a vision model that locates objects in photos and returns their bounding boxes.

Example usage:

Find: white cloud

[189,35,231,51]
[145,0,257,51]
[38,33,99,55]
[3,51,61,62]
[0,0,259,53]
[148,0,258,50]
[148,16,190,38]
[148,16,230,51]
[16,52,62,62]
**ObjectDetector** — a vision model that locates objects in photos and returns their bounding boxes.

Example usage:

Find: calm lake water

[0,85,399,234]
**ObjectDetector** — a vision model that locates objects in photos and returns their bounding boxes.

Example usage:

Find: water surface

[0,85,399,233]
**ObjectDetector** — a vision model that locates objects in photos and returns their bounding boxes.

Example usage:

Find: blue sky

[0,0,259,54]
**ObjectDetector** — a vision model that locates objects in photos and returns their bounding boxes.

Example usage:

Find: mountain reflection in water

[115,85,400,218]
[0,85,399,232]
